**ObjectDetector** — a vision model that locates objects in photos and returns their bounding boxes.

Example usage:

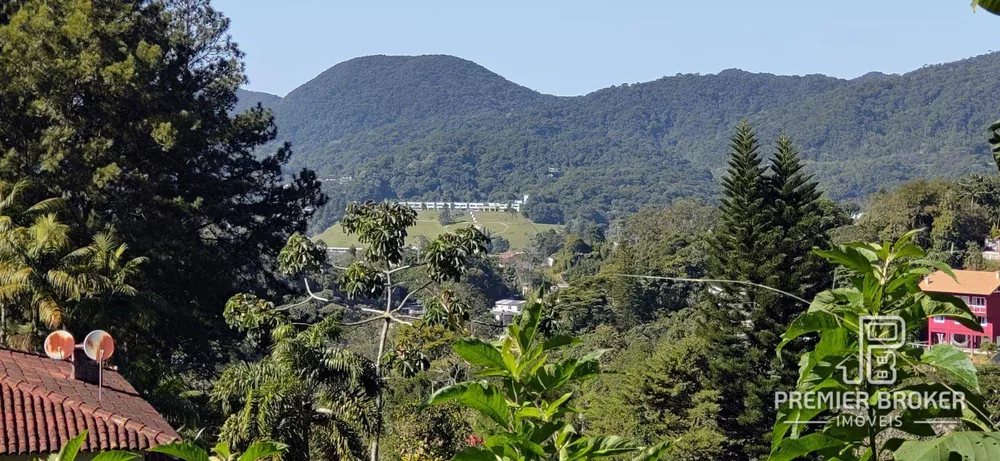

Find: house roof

[919,270,1000,296]
[0,347,179,455]
[494,299,527,307]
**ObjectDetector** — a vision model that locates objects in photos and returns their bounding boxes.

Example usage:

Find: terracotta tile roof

[919,270,1000,296]
[0,347,179,455]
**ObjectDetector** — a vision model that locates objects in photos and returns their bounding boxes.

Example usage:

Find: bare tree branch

[391,281,433,313]
[340,316,390,327]
[304,278,329,302]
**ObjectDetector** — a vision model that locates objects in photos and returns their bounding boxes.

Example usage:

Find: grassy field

[313,210,561,251]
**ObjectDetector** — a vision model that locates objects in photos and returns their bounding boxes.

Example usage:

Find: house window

[981,316,989,327]
[934,316,945,323]
[972,296,987,307]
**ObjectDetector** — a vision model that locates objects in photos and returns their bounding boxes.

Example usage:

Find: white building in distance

[491,299,527,326]
[400,195,529,213]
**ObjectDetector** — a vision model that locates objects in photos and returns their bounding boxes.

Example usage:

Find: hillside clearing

[312,210,561,250]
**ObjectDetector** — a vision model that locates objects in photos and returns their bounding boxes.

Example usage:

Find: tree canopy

[0,0,324,419]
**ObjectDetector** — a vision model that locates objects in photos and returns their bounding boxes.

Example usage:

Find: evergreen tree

[769,134,831,300]
[702,126,842,459]
[703,121,782,460]
[586,333,726,461]
[710,120,777,281]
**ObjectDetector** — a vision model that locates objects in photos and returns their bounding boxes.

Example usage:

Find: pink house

[920,270,1000,349]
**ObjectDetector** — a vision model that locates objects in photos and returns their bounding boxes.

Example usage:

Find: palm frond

[24,197,66,215]
[37,297,63,328]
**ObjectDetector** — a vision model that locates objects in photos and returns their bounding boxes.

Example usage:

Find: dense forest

[5,1,1000,461]
[238,53,1000,228]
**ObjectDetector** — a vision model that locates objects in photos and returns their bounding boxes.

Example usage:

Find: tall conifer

[703,124,836,460]
[770,134,828,302]
[704,120,782,460]
[710,120,777,282]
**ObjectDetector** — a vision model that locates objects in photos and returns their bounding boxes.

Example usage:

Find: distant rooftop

[920,270,1000,296]
[494,299,527,307]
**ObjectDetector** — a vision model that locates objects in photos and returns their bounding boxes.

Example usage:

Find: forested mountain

[233,89,282,114]
[238,53,1000,226]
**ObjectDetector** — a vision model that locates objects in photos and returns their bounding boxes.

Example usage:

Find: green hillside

[313,210,560,251]
[237,53,1000,229]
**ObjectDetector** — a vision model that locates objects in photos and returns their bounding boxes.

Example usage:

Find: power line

[604,273,811,306]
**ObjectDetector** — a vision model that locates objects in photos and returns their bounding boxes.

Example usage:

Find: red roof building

[920,270,1000,349]
[0,347,178,456]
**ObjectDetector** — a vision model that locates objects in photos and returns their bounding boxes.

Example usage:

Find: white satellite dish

[83,330,114,362]
[43,331,75,361]
[83,330,115,401]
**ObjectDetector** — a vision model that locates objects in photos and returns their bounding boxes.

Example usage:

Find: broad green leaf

[777,310,843,354]
[545,392,574,419]
[894,432,1000,460]
[516,300,543,350]
[974,0,1000,16]
[814,246,875,276]
[569,349,607,382]
[893,383,969,427]
[422,382,473,407]
[529,363,574,392]
[516,406,545,420]
[889,229,923,255]
[542,334,579,351]
[452,447,497,461]
[917,344,979,391]
[556,424,578,447]
[911,259,956,282]
[813,328,852,360]
[501,337,518,376]
[57,431,89,461]
[212,443,231,461]
[891,242,926,261]
[514,438,547,457]
[454,338,506,371]
[238,442,287,461]
[150,443,211,461]
[770,433,847,461]
[590,436,637,457]
[527,421,564,446]
[565,435,636,459]
[630,441,672,461]
[914,292,981,333]
[421,382,509,427]
[771,402,828,451]
[91,452,139,461]
[808,288,863,314]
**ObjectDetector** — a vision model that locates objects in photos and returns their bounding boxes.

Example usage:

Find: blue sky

[212,0,1000,97]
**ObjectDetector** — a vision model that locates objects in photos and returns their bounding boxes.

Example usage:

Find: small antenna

[83,330,115,401]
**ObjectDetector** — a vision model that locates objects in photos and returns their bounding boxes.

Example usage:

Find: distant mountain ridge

[237,53,1000,226]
